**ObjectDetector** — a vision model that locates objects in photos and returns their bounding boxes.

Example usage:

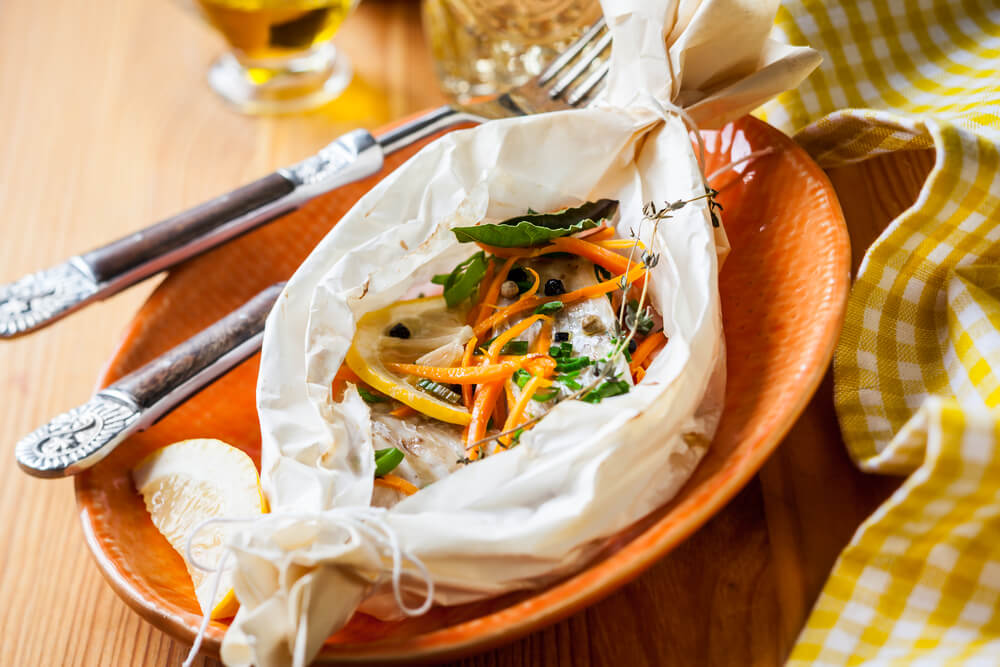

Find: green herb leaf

[555,356,591,373]
[374,447,405,477]
[534,301,564,316]
[532,387,560,402]
[609,336,632,363]
[475,333,499,354]
[548,341,573,359]
[500,340,529,355]
[625,299,655,336]
[581,380,631,404]
[512,369,532,388]
[452,200,619,248]
[416,378,462,404]
[440,252,488,307]
[430,273,450,285]
[357,387,387,404]
[556,373,582,390]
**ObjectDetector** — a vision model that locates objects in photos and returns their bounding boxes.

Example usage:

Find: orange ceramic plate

[76,115,849,663]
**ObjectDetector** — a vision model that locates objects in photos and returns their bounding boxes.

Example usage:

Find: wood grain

[0,0,935,664]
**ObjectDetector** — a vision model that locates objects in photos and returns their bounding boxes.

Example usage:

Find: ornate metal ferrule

[16,392,142,478]
[279,129,383,200]
[0,260,100,338]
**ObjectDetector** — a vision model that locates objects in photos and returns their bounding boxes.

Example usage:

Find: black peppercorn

[554,331,570,342]
[628,339,637,354]
[507,266,528,283]
[543,278,565,296]
[387,323,411,339]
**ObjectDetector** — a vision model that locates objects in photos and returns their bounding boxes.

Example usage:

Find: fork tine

[566,61,609,106]
[547,30,612,100]
[537,17,607,86]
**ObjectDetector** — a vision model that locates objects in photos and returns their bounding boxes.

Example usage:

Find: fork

[14,21,613,477]
[0,18,611,340]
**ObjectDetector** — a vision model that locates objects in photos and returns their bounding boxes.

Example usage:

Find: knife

[0,107,464,339]
[15,283,284,477]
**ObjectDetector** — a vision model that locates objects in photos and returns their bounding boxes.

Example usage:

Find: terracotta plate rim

[74,115,850,663]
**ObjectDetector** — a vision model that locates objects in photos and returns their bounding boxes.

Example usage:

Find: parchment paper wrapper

[218,2,819,665]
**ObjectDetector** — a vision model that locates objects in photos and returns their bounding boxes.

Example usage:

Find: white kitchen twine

[180,507,435,667]
[643,96,778,192]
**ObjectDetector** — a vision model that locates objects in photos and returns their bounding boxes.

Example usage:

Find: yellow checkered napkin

[755,0,1000,664]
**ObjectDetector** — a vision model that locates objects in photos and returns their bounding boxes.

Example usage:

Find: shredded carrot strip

[460,335,478,407]
[463,314,558,456]
[374,474,419,495]
[520,267,541,298]
[479,262,496,300]
[475,257,516,326]
[389,404,416,417]
[475,243,552,259]
[630,332,667,372]
[498,375,545,447]
[490,353,554,373]
[494,353,556,377]
[522,355,557,378]
[634,367,647,383]
[332,365,362,400]
[597,239,647,251]
[492,388,508,432]
[468,261,496,325]
[465,352,557,456]
[504,380,516,419]
[478,236,647,287]
[466,381,504,458]
[386,361,518,384]
[578,225,616,241]
[473,265,646,338]
[485,314,548,362]
[534,319,552,354]
[549,236,647,287]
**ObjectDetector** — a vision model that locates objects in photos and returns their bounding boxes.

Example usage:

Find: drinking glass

[422,0,602,98]
[195,0,359,114]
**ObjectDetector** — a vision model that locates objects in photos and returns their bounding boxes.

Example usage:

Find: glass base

[208,41,352,114]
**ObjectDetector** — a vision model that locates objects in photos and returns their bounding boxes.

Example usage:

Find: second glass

[422,0,602,98]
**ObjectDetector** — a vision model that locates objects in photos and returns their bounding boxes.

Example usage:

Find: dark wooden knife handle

[81,173,296,283]
[111,283,284,408]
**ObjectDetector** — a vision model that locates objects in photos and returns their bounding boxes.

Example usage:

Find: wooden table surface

[0,0,935,664]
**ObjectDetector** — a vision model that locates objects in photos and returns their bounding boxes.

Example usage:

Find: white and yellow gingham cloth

[755,1,1000,664]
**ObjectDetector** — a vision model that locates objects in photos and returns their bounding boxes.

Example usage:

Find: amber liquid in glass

[423,0,602,98]
[197,0,353,60]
